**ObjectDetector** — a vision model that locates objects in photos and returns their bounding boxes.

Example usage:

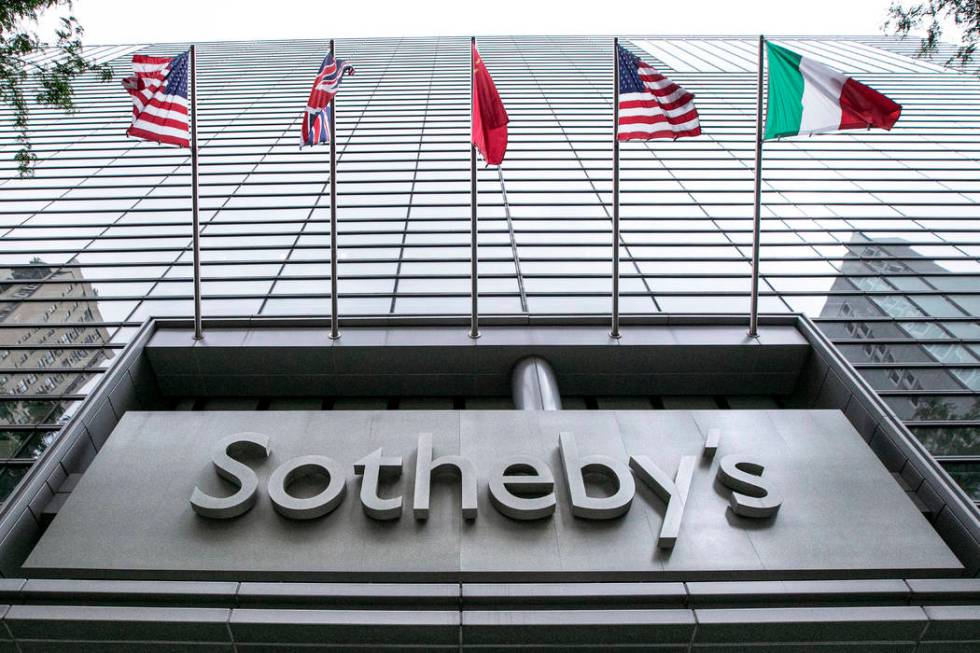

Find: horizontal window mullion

[0,394,87,401]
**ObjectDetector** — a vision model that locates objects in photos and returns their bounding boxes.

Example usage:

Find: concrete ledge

[229,608,459,645]
[462,582,687,608]
[909,578,980,605]
[0,600,970,648]
[462,609,696,645]
[4,604,231,642]
[693,605,927,644]
[922,604,980,641]
[146,323,809,398]
[20,579,239,606]
[236,582,459,608]
[686,579,911,607]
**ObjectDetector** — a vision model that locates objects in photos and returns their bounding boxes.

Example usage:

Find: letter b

[559,432,635,519]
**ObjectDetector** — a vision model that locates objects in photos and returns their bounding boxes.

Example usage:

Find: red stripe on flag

[620,93,695,112]
[618,108,700,126]
[639,82,681,98]
[143,96,189,116]
[127,126,189,148]
[134,110,188,132]
[132,55,172,65]
[839,77,902,132]
[618,126,701,141]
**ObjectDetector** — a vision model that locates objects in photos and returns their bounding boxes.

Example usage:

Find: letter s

[190,433,271,519]
[717,454,781,519]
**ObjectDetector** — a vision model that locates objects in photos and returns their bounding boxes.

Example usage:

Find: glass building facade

[1,35,978,504]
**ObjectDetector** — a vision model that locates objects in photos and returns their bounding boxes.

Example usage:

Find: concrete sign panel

[25,410,962,580]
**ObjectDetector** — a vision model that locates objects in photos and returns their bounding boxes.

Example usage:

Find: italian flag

[764,42,902,140]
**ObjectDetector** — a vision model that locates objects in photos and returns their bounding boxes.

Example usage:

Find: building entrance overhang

[0,314,977,648]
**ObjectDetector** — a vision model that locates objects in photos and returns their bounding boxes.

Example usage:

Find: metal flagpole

[610,37,621,339]
[469,36,480,339]
[189,44,203,341]
[329,38,341,340]
[748,34,765,338]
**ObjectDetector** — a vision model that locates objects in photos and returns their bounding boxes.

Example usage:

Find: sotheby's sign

[25,410,961,580]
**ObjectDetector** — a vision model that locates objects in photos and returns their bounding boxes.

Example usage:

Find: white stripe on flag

[637,76,675,91]
[636,66,668,78]
[140,95,190,113]
[131,92,188,117]
[137,108,189,129]
[798,57,847,135]
[134,63,169,74]
[621,116,701,133]
[619,102,697,120]
[129,118,190,140]
[619,92,671,103]
[642,85,688,104]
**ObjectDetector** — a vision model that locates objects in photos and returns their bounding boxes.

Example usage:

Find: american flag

[617,45,701,141]
[122,52,191,148]
[301,54,354,147]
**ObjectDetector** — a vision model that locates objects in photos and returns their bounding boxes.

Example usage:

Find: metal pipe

[511,356,562,411]
[189,44,203,341]
[748,34,765,338]
[611,37,621,339]
[469,36,480,340]
[329,38,341,340]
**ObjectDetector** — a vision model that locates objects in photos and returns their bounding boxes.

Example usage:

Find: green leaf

[0,1,114,176]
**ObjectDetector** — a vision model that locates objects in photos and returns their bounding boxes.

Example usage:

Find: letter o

[268,455,346,520]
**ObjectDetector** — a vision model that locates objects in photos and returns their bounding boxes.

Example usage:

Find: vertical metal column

[329,38,341,340]
[469,36,480,340]
[511,356,562,411]
[189,44,203,341]
[748,34,765,338]
[610,37,621,339]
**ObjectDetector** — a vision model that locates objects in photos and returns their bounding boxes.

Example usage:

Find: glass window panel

[943,463,980,502]
[913,427,980,456]
[3,35,980,491]
[0,466,30,502]
[886,395,980,421]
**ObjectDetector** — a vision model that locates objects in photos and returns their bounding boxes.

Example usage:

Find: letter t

[353,448,403,520]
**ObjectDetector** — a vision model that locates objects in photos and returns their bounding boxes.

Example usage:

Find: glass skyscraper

[1,34,978,505]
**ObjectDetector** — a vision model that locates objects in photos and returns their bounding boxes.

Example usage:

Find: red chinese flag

[472,42,508,165]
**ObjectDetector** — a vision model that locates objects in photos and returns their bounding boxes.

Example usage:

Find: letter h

[413,432,478,520]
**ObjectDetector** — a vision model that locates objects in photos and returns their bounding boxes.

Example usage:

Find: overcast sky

[29,0,945,45]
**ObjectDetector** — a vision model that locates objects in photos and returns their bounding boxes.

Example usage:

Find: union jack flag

[301,54,354,147]
[617,45,701,141]
[122,52,191,148]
